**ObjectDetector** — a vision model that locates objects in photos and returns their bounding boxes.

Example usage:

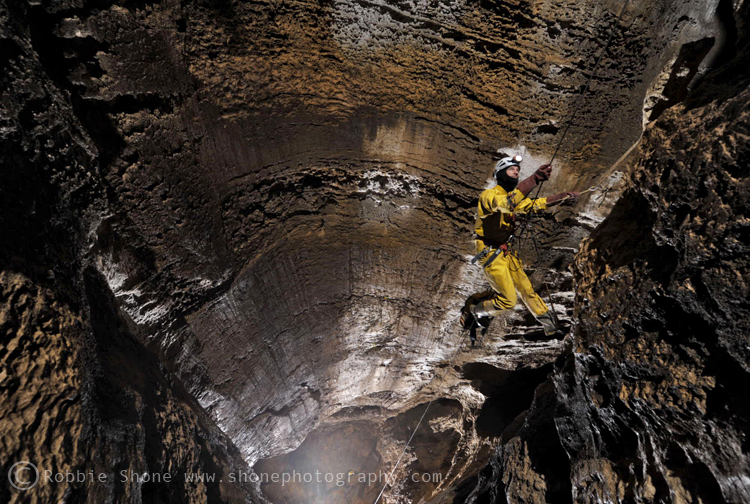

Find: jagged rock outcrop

[561,62,750,503]
[1,0,746,502]
[461,3,750,502]
[1,1,259,501]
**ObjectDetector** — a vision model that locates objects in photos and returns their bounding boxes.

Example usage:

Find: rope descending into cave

[528,0,633,203]
[372,330,469,504]
[374,6,634,501]
[520,0,633,313]
[546,0,633,169]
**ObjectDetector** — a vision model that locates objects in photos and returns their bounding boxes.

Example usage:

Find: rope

[372,329,469,504]
[529,0,633,204]
[514,0,633,312]
[547,0,633,167]
[376,5,635,501]
[526,221,560,322]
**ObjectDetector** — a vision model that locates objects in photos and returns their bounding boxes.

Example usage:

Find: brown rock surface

[560,64,750,503]
[1,0,746,502]
[462,3,750,503]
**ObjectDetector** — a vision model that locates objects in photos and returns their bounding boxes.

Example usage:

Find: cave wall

[65,0,726,472]
[1,1,260,501]
[1,0,743,502]
[560,51,750,503]
[462,2,750,502]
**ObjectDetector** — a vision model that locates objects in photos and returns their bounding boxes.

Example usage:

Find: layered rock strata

[460,3,750,502]
[1,0,743,503]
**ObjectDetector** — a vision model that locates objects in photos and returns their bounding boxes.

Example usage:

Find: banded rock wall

[1,0,744,502]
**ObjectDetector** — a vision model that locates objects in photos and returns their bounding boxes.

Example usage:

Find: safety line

[529,0,633,205]
[501,0,633,342]
[520,0,633,243]
[372,329,469,504]
[548,0,633,167]
[537,0,632,293]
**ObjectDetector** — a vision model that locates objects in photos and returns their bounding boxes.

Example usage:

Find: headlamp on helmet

[493,155,523,178]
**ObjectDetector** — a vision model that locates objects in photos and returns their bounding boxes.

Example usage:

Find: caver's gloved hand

[533,164,552,182]
[547,191,580,205]
[517,164,553,196]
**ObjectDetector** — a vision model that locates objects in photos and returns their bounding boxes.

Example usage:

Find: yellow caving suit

[474,185,550,318]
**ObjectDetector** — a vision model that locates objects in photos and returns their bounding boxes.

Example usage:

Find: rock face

[1,0,747,503]
[460,4,750,503]
[564,59,750,503]
[562,94,750,503]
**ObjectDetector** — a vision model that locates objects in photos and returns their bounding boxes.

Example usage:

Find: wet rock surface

[561,63,750,502]
[2,0,748,502]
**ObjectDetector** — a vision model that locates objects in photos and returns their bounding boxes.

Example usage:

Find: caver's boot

[470,301,495,346]
[460,292,494,329]
[459,303,476,331]
[536,310,561,336]
[470,300,494,327]
[460,299,493,346]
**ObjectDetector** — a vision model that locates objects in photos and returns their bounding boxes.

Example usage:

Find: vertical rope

[376,5,634,502]
[529,0,633,203]
[547,0,633,167]
[520,0,633,319]
[372,332,467,504]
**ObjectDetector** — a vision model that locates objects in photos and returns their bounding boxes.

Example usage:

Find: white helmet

[493,155,523,178]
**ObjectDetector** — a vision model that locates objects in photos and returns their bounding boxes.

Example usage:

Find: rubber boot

[470,300,493,328]
[475,299,506,319]
[536,310,561,336]
[460,304,476,331]
[461,300,494,346]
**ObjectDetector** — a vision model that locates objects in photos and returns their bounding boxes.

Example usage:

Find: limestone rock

[1,0,747,502]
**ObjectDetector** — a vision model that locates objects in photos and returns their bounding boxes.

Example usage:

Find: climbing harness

[470,245,491,265]
[376,4,634,502]
[470,242,510,267]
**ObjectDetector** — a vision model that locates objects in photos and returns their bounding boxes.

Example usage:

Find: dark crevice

[587,189,658,270]
[536,123,560,135]
[25,3,182,169]
[713,0,739,69]
[458,378,572,503]
[460,87,509,117]
[25,4,123,167]
[648,37,715,121]
[463,363,552,438]
[685,0,750,108]
[82,266,249,503]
